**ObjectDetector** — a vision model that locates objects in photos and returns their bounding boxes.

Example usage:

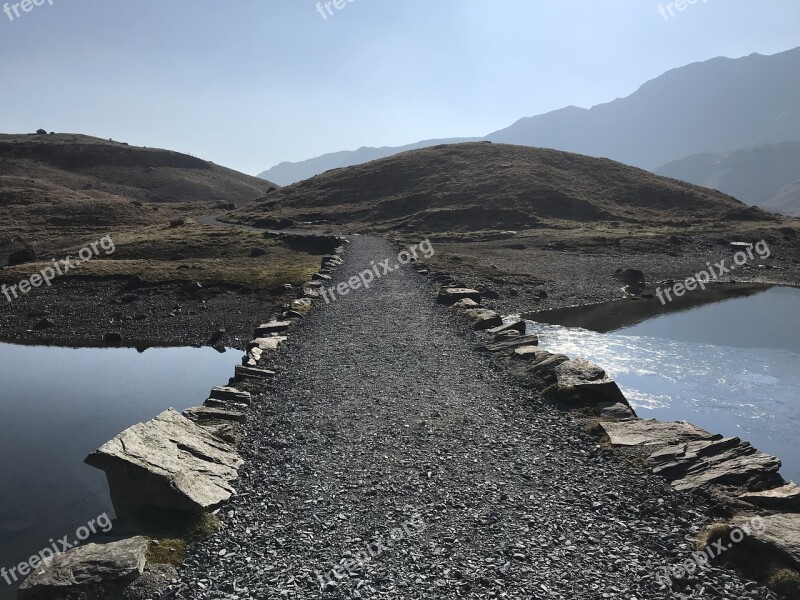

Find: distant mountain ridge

[655,141,800,216]
[258,137,479,186]
[258,46,800,187]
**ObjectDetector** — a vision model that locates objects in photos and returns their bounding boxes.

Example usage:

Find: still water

[0,343,238,598]
[525,286,800,483]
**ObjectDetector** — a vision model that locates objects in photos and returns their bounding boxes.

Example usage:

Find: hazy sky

[1,1,799,175]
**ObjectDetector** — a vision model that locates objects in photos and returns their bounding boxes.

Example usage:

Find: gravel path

[177,237,778,600]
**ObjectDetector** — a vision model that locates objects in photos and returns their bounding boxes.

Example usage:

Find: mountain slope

[762,179,800,216]
[487,47,800,169]
[258,137,479,186]
[236,142,767,233]
[655,141,800,216]
[258,46,800,184]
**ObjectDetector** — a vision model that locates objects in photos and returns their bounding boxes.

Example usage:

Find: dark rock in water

[33,318,55,330]
[8,248,35,266]
[17,537,149,600]
[615,268,645,285]
[104,332,123,344]
[250,247,267,258]
[437,287,481,305]
[85,409,242,515]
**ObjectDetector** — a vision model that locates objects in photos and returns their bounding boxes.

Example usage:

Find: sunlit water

[523,286,800,484]
[0,343,238,598]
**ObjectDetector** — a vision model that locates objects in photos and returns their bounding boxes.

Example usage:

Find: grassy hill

[0,132,278,256]
[233,142,770,233]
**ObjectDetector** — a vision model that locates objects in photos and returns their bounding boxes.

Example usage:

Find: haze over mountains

[259,47,800,215]
[656,142,800,216]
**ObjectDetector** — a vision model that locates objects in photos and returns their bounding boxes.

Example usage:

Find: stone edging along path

[411,254,800,594]
[14,235,800,598]
[14,236,350,600]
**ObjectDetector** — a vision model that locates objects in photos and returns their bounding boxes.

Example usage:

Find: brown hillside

[232,142,769,232]
[0,133,277,206]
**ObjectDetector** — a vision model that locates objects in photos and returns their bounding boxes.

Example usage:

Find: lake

[0,343,239,598]
[524,286,800,483]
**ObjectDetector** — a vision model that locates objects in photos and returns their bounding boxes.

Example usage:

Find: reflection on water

[0,343,237,598]
[524,286,800,483]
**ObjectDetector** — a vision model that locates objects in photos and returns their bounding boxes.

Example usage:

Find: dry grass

[1,221,323,291]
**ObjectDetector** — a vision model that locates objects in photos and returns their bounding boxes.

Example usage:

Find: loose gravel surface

[176,237,779,600]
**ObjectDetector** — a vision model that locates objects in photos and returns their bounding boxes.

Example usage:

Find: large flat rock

[85,409,242,515]
[740,483,800,511]
[601,419,714,447]
[437,287,481,305]
[18,537,148,600]
[650,437,782,492]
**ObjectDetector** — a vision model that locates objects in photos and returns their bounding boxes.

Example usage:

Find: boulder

[551,358,630,406]
[483,335,540,353]
[601,419,714,447]
[451,298,481,310]
[103,332,123,344]
[208,386,251,405]
[248,336,287,352]
[184,406,247,425]
[463,308,503,331]
[85,409,242,515]
[249,247,267,258]
[487,320,527,336]
[733,513,800,570]
[739,483,800,511]
[615,268,645,285]
[254,320,293,336]
[437,288,481,305]
[234,365,276,381]
[18,537,149,600]
[289,298,313,317]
